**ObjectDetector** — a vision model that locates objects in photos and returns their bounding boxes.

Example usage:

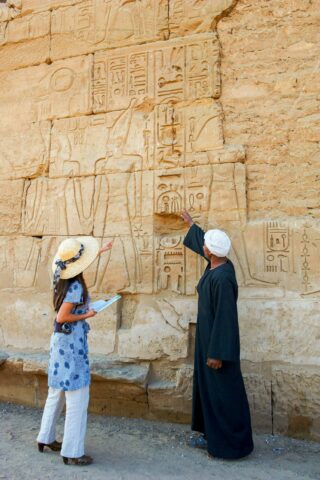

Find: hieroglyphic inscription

[300,228,311,292]
[155,171,184,215]
[264,222,292,274]
[93,34,220,113]
[156,236,184,294]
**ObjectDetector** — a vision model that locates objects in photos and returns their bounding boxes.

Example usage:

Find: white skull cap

[204,229,231,257]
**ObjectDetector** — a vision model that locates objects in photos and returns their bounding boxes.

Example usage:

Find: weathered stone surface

[0,55,92,124]
[117,299,189,361]
[93,33,221,113]
[0,0,319,441]
[0,11,50,71]
[218,0,320,220]
[0,1,21,22]
[239,296,320,366]
[148,364,193,422]
[51,0,169,60]
[0,293,53,350]
[0,121,50,180]
[22,176,96,236]
[242,361,272,433]
[272,365,320,442]
[0,179,24,233]
[22,0,82,14]
[169,0,236,36]
[90,356,149,386]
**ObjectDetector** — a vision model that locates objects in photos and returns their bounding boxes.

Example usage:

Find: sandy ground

[0,402,319,480]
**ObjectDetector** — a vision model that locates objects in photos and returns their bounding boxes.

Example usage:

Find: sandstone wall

[0,0,319,441]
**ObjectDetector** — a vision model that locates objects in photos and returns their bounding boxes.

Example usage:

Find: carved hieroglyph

[0,0,320,439]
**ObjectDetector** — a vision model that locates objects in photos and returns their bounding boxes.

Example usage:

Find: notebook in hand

[90,294,121,313]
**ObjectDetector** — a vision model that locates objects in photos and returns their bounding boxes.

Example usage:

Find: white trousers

[37,386,89,458]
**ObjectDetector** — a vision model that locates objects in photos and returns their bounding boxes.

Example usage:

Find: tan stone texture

[0,0,319,441]
[51,0,169,60]
[0,11,50,71]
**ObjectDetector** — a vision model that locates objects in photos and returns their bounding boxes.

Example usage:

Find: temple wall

[0,0,319,440]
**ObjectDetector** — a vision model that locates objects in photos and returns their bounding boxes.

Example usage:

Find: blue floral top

[48,280,91,391]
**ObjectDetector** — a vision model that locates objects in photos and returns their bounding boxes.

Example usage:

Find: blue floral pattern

[48,280,91,391]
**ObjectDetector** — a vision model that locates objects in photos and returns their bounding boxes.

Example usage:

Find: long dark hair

[53,272,88,312]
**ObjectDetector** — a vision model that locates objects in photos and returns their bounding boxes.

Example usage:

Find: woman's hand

[180,209,194,227]
[99,242,113,254]
[207,358,222,370]
[85,309,97,318]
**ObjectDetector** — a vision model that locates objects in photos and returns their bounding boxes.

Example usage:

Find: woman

[181,209,253,460]
[37,236,112,466]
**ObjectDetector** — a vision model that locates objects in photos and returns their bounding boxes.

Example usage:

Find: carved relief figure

[94,100,143,292]
[208,162,274,287]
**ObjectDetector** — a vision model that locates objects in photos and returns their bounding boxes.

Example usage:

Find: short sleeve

[63,280,83,305]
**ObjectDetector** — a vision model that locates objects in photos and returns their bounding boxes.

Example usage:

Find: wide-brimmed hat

[204,229,231,257]
[52,236,100,285]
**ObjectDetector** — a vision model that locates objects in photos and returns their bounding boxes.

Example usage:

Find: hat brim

[52,236,100,280]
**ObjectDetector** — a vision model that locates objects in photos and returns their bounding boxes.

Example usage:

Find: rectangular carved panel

[93,33,220,113]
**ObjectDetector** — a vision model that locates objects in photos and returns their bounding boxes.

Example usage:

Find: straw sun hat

[52,236,100,285]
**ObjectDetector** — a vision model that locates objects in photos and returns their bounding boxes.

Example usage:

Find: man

[181,209,253,459]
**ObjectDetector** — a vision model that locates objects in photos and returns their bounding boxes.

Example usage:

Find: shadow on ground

[0,403,319,480]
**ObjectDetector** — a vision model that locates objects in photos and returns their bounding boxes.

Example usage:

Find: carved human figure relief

[94,101,143,292]
[207,163,275,287]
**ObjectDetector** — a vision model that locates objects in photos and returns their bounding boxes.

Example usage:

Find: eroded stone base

[1,350,319,441]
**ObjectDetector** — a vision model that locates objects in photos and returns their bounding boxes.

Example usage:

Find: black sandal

[62,455,93,466]
[38,440,62,452]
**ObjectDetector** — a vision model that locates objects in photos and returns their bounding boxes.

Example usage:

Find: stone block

[49,99,227,179]
[0,55,92,124]
[148,364,193,422]
[272,365,320,441]
[22,0,83,14]
[93,33,220,113]
[242,363,272,433]
[0,11,50,71]
[117,299,189,361]
[238,295,320,366]
[169,0,236,36]
[0,121,50,180]
[22,176,96,236]
[51,0,169,60]
[0,1,21,22]
[0,179,24,233]
[0,292,53,350]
